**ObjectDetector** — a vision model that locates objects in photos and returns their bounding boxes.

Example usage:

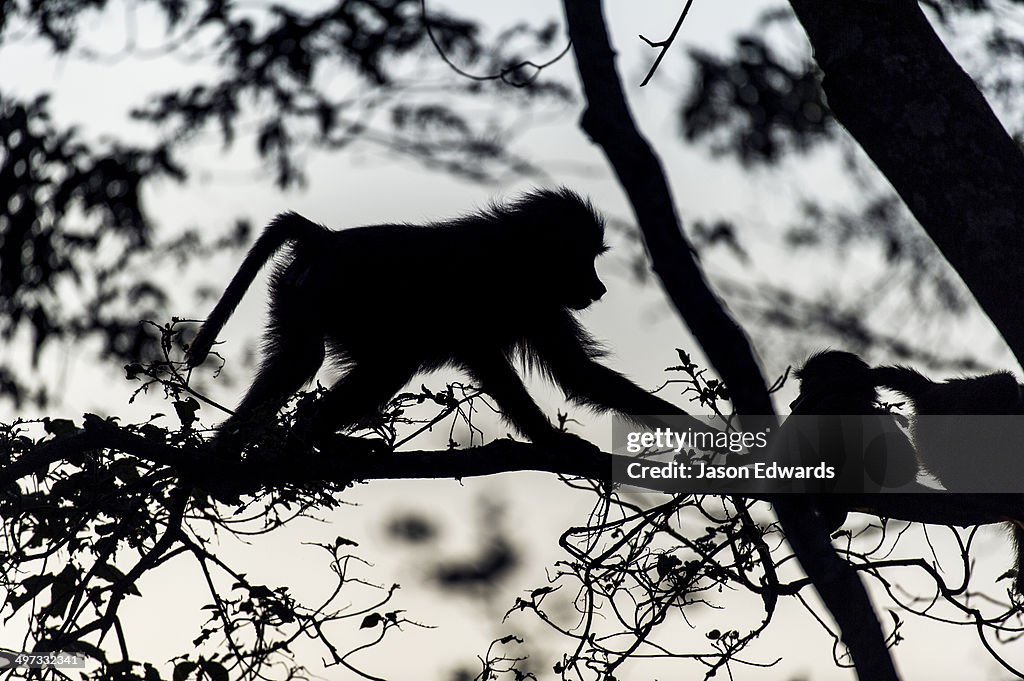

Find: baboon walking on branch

[189,189,696,448]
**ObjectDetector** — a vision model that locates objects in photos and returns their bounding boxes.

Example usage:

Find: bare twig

[639,0,696,86]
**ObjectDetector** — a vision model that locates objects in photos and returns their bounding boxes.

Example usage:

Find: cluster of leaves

[0,93,186,406]
[681,35,831,166]
[127,0,512,187]
[0,414,412,679]
[119,0,571,187]
[0,414,188,674]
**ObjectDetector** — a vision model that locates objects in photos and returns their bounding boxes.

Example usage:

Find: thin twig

[639,0,696,87]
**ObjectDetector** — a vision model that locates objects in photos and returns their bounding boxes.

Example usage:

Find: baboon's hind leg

[215,305,326,448]
[303,361,415,440]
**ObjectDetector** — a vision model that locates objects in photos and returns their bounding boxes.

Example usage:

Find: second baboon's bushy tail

[187,212,326,366]
[871,365,934,400]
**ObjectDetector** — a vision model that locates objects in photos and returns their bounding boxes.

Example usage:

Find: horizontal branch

[4,421,1020,529]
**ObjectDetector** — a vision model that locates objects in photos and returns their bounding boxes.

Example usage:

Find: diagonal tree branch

[789,0,1024,368]
[561,1,773,419]
[561,2,900,679]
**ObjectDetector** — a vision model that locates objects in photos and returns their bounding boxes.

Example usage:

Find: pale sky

[1,1,1021,679]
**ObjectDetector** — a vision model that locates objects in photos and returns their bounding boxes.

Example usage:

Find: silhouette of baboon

[788,350,919,531]
[874,361,1024,593]
[188,188,690,449]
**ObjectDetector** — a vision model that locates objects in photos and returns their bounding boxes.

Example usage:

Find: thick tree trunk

[790,0,1024,367]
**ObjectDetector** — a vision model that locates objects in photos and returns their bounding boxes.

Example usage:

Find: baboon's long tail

[871,365,934,400]
[187,212,326,366]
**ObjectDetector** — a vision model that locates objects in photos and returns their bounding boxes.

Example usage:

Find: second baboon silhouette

[790,350,1024,593]
[788,350,919,530]
[873,361,1024,593]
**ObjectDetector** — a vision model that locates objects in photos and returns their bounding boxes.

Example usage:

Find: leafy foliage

[0,93,185,405]
[2,321,1024,679]
[681,35,831,165]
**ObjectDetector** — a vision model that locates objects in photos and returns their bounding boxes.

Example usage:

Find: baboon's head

[791,350,875,413]
[507,188,609,311]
